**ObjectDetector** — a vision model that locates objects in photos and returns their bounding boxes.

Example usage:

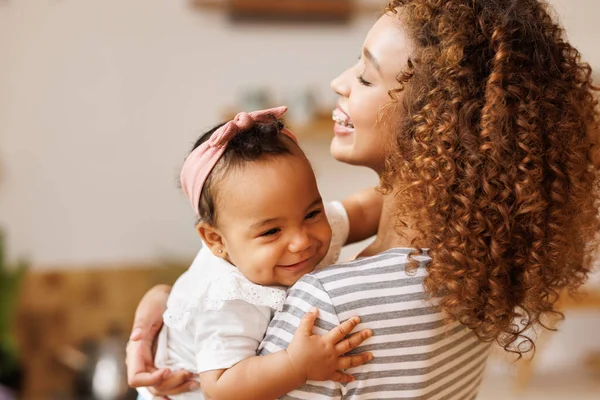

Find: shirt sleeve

[319,201,350,268]
[258,274,343,399]
[192,299,271,373]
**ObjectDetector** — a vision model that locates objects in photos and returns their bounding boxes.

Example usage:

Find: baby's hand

[285,307,373,383]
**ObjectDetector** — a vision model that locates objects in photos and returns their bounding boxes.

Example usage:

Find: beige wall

[1,0,599,267]
[0,0,379,267]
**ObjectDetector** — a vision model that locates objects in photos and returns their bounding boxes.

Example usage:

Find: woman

[128,0,600,398]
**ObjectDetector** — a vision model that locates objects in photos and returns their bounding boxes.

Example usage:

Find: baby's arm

[342,187,383,244]
[198,309,372,400]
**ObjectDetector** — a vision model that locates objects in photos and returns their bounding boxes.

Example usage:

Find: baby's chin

[279,264,320,287]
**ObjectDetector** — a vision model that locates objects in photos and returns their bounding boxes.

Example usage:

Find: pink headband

[180,106,298,217]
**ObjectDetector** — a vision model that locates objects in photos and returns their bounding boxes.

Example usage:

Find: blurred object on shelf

[90,325,129,400]
[238,87,273,112]
[286,88,317,126]
[57,324,131,400]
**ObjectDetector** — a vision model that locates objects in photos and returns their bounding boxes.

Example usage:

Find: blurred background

[0,0,598,398]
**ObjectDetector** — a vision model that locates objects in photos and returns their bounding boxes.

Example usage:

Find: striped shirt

[258,248,491,399]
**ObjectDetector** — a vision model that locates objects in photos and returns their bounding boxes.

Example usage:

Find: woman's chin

[330,136,356,164]
[330,138,386,172]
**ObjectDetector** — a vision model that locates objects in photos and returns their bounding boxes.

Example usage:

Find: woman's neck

[357,191,419,258]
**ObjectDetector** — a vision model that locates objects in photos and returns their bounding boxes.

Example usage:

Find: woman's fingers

[334,328,373,355]
[297,307,319,335]
[148,376,200,397]
[125,339,167,387]
[150,370,197,392]
[127,369,169,388]
[324,316,361,343]
[337,352,373,370]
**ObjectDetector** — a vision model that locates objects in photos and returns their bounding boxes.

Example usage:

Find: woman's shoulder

[316,247,429,273]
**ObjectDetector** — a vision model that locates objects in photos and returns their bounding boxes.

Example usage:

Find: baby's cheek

[254,244,282,268]
[322,222,334,244]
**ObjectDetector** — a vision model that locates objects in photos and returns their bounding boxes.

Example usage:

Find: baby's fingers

[297,307,319,335]
[325,316,361,343]
[337,352,373,370]
[334,329,373,355]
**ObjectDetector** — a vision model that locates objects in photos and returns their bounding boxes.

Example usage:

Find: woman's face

[330,12,412,172]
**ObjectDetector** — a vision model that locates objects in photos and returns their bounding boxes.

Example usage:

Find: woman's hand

[285,308,373,383]
[126,284,198,397]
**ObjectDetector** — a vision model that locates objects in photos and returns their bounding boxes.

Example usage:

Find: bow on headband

[180,106,298,217]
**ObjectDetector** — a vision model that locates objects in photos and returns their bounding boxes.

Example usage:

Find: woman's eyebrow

[364,48,381,71]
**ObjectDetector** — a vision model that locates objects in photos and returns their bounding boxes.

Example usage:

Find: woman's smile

[332,107,354,129]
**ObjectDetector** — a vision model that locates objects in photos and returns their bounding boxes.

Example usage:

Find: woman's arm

[126,284,198,395]
[342,187,383,244]
[198,309,372,400]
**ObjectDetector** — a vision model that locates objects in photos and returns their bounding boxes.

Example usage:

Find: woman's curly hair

[382,0,600,355]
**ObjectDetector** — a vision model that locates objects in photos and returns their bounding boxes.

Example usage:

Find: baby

[138,107,379,399]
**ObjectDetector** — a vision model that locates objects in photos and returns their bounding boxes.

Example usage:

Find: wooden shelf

[191,0,384,22]
[230,0,351,22]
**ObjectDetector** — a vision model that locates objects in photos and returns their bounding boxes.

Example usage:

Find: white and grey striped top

[258,248,491,399]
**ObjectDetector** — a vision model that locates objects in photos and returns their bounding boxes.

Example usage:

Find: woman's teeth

[332,110,354,128]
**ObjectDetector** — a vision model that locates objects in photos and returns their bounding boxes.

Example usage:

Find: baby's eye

[260,228,280,237]
[305,210,322,220]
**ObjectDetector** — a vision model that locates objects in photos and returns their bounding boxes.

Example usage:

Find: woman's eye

[305,210,322,220]
[260,228,280,237]
[357,74,372,86]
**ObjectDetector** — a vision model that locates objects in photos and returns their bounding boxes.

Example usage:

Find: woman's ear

[196,222,227,259]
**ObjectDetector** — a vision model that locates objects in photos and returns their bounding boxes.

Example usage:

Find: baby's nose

[288,229,311,253]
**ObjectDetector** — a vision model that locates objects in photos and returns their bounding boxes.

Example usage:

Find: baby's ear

[196,222,227,259]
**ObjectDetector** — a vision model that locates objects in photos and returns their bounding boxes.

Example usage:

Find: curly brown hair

[381,0,600,355]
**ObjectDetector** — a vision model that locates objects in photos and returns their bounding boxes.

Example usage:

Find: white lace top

[138,201,349,400]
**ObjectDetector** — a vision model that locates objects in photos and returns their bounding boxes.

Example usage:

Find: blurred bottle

[91,325,129,400]
[238,87,272,112]
[286,88,317,127]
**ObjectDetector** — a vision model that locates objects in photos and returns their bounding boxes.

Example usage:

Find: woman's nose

[330,66,353,98]
[288,229,311,253]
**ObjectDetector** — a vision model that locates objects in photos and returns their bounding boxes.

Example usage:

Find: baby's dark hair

[191,117,295,225]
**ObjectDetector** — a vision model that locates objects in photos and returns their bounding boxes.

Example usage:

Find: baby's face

[214,152,332,287]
